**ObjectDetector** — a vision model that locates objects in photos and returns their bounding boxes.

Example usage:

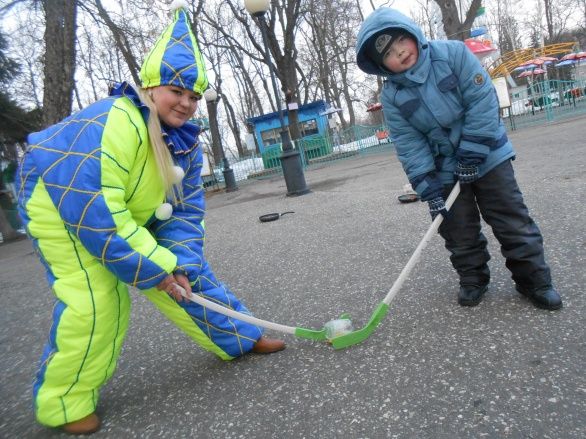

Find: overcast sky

[363,0,413,17]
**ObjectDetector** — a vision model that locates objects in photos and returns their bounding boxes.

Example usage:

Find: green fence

[297,134,332,162]
[261,144,283,170]
[505,78,586,130]
[203,124,393,188]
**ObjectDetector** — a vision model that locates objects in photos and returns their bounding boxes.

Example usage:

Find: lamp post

[244,0,309,196]
[203,88,238,193]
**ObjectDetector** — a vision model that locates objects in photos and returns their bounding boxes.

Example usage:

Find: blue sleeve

[450,42,501,165]
[150,146,206,283]
[381,91,444,201]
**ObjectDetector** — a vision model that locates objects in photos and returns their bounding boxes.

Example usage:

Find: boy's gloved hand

[428,196,448,220]
[455,162,479,183]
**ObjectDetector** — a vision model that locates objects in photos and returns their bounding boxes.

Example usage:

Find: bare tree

[41,0,77,125]
[211,1,305,140]
[76,0,168,87]
[302,0,362,128]
[194,4,248,160]
[200,2,274,116]
[582,0,586,32]
[541,0,580,43]
[413,0,444,39]
[489,0,522,55]
[224,48,265,120]
[433,0,483,41]
[199,0,312,149]
[90,0,141,83]
[7,5,44,109]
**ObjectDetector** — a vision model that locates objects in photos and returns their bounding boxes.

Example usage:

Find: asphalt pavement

[1,117,585,438]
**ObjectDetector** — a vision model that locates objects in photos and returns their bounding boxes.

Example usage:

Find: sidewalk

[1,118,584,438]
[0,235,32,261]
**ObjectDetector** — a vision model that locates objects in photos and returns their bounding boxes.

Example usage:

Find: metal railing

[204,124,394,187]
[504,78,586,130]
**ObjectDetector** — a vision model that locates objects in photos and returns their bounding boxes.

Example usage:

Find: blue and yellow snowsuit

[17,83,263,427]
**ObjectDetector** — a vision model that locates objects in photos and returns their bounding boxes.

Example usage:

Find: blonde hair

[137,87,181,204]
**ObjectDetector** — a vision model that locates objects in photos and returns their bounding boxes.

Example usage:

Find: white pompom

[170,0,189,12]
[155,203,173,220]
[172,165,185,184]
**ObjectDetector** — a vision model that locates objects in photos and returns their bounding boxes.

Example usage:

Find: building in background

[247,100,330,153]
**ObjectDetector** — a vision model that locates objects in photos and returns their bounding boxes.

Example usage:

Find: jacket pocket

[437,73,459,92]
[397,98,421,119]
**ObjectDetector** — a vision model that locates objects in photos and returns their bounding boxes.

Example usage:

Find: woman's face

[150,85,202,128]
[381,35,419,73]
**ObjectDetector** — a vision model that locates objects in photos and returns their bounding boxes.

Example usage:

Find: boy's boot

[516,285,562,310]
[458,284,488,307]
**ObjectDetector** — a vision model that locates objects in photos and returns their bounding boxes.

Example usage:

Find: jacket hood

[356,8,429,82]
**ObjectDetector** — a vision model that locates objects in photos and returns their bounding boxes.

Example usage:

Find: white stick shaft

[383,182,461,305]
[175,286,297,335]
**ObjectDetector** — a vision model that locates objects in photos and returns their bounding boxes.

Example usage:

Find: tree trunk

[205,98,223,166]
[262,1,302,139]
[222,98,245,158]
[285,89,302,141]
[42,0,77,126]
[435,0,482,41]
[543,0,555,42]
[94,0,141,85]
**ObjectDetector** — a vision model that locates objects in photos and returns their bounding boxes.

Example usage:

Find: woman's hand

[173,273,192,300]
[156,273,191,302]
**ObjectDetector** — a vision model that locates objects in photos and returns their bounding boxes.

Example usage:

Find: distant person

[355,8,562,310]
[17,5,283,435]
[2,160,17,202]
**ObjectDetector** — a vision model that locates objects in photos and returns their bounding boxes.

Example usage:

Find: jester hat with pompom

[140,0,208,94]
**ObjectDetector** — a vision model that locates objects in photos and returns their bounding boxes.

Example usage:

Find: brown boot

[251,336,286,354]
[62,413,101,435]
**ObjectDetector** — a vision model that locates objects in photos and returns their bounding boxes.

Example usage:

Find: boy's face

[381,35,419,73]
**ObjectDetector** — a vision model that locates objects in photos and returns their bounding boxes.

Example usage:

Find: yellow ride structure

[488,42,577,78]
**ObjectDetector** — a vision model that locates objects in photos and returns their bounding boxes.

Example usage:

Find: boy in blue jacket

[355,8,562,310]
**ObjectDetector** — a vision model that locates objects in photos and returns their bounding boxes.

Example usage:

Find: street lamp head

[244,0,269,17]
[204,88,218,103]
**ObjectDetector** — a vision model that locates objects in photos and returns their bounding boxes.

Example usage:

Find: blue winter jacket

[356,8,515,200]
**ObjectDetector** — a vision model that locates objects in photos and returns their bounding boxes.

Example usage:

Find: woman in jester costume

[17,4,284,435]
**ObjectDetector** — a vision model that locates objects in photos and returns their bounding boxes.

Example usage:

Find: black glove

[428,197,448,220]
[455,162,479,184]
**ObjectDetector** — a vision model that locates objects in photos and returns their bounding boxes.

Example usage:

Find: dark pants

[439,160,551,290]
